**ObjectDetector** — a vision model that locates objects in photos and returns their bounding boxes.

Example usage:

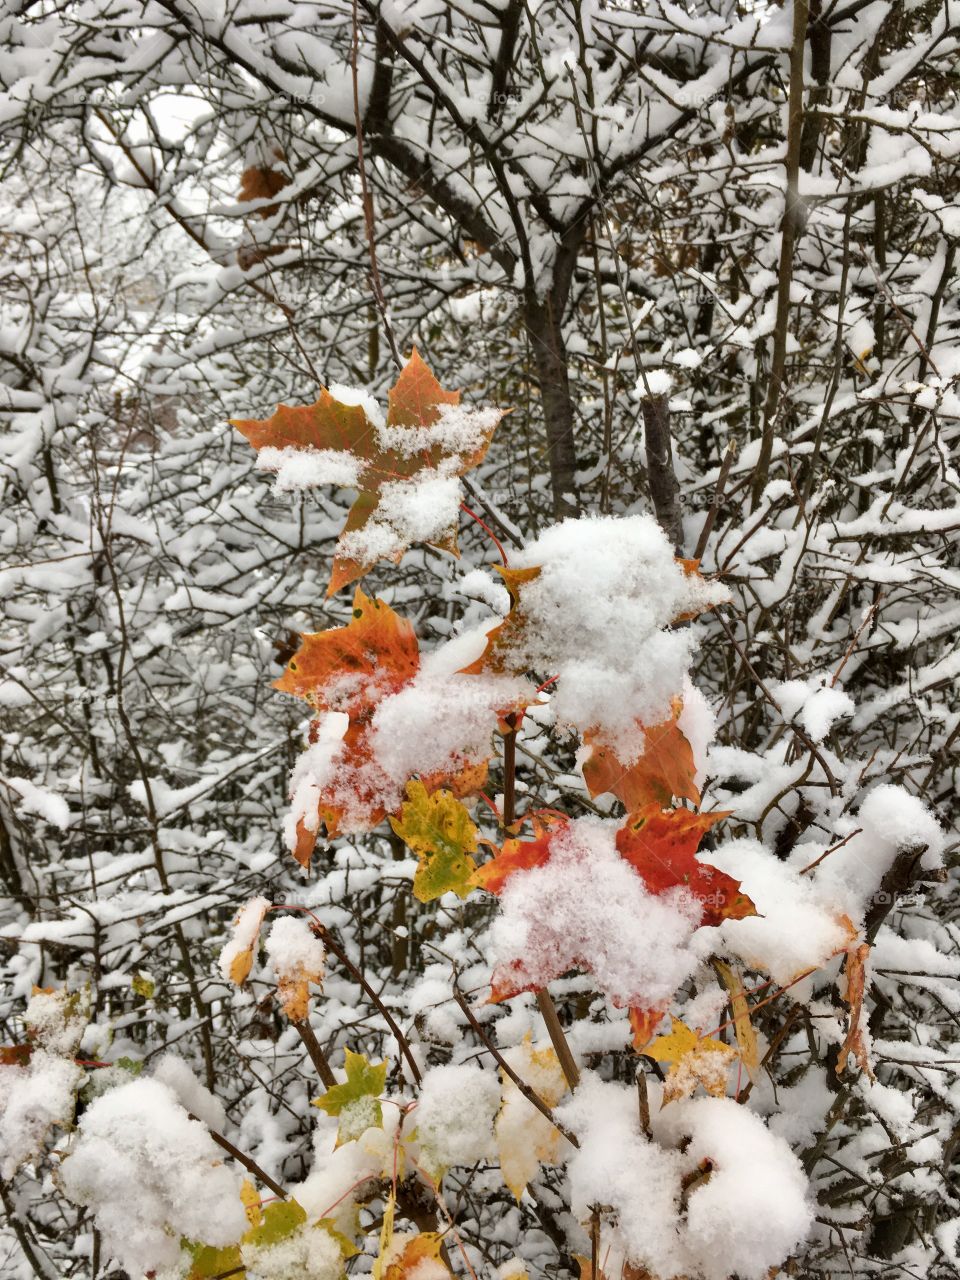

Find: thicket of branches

[1,2,959,1279]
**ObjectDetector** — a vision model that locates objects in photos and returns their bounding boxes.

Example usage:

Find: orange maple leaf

[275,587,419,723]
[582,701,700,810]
[232,349,502,595]
[278,589,490,865]
[459,565,543,676]
[471,817,564,895]
[615,805,753,927]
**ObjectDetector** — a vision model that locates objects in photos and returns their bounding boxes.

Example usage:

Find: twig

[350,0,402,369]
[200,1121,289,1201]
[295,1019,337,1089]
[314,924,422,1085]
[636,1070,651,1138]
[752,0,808,506]
[0,1179,58,1280]
[715,608,841,796]
[535,989,581,1091]
[693,439,737,562]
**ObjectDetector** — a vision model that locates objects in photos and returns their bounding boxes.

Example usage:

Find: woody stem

[501,715,580,1091]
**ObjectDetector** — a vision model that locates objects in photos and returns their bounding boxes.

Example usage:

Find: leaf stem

[460,501,509,567]
[501,714,581,1091]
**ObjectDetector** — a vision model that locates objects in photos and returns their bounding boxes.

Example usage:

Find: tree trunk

[525,294,580,519]
[641,394,684,553]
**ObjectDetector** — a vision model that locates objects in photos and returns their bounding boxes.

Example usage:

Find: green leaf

[390,781,479,903]
[313,1048,388,1145]
[243,1199,307,1249]
[114,1056,143,1076]
[131,972,155,999]
[316,1219,360,1260]
[185,1241,242,1280]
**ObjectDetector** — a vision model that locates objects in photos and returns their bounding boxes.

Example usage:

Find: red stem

[460,501,508,566]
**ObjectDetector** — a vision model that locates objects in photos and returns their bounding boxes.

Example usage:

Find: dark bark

[525,297,580,518]
[641,395,684,553]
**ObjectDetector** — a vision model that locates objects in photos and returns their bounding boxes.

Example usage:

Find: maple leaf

[460,566,543,676]
[266,917,325,1023]
[645,1017,736,1104]
[383,1233,450,1280]
[837,940,873,1078]
[615,805,754,927]
[313,1049,388,1145]
[232,349,502,595]
[275,588,419,720]
[582,701,700,810]
[471,818,562,896]
[496,1037,570,1197]
[390,780,479,902]
[0,1045,32,1066]
[238,145,288,218]
[277,590,492,865]
[628,1004,669,1051]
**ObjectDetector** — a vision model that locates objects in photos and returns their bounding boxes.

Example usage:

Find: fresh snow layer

[487,513,729,758]
[0,1049,83,1177]
[413,1062,500,1173]
[562,1078,812,1280]
[265,915,325,979]
[487,816,704,1007]
[61,1078,247,1275]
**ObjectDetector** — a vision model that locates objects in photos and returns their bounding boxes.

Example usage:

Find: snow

[656,1096,813,1280]
[412,1062,500,1174]
[562,1076,686,1279]
[24,986,87,1055]
[336,473,462,566]
[152,1054,226,1131]
[265,915,325,979]
[256,446,364,491]
[376,402,501,458]
[0,1049,83,1177]
[370,668,523,784]
[708,839,854,984]
[3,775,70,828]
[218,895,271,982]
[482,514,729,760]
[816,784,945,907]
[242,1224,343,1280]
[772,678,855,742]
[562,1076,812,1280]
[61,1078,247,1275]
[487,817,704,1007]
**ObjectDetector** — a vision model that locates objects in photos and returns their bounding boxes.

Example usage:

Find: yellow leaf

[384,1232,450,1280]
[495,1036,570,1198]
[371,1193,396,1280]
[240,1179,261,1231]
[646,1017,736,1104]
[267,916,325,1023]
[714,960,760,1083]
[390,781,479,903]
[220,897,270,986]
